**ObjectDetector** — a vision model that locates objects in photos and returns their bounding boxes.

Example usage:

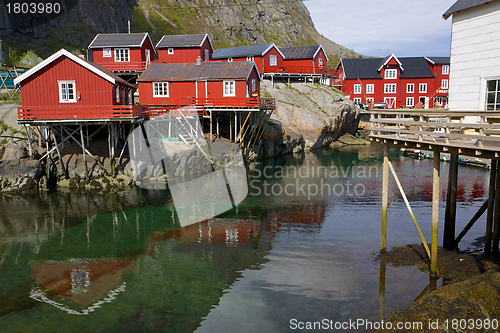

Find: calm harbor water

[0,145,491,332]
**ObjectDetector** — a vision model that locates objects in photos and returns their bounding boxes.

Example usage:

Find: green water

[0,145,491,332]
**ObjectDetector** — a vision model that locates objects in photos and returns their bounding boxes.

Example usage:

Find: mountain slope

[0,0,358,62]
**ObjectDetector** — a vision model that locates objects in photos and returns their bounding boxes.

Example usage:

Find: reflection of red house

[156,34,213,63]
[14,49,144,121]
[212,43,284,75]
[89,32,155,72]
[137,61,261,109]
[279,45,331,75]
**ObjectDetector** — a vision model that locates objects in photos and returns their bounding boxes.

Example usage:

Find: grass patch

[261,88,272,99]
[278,100,300,108]
[0,92,22,105]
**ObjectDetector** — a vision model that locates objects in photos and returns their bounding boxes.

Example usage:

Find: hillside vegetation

[0,0,358,65]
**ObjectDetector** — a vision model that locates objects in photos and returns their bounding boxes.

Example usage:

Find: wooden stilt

[45,127,51,183]
[234,112,238,142]
[486,159,497,256]
[431,147,441,274]
[379,261,386,321]
[210,110,213,142]
[24,124,33,158]
[381,142,389,252]
[229,114,233,142]
[80,125,88,180]
[493,161,500,257]
[216,115,220,137]
[50,126,68,179]
[444,153,458,250]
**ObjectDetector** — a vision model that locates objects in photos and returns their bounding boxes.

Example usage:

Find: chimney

[287,41,291,48]
[196,56,203,66]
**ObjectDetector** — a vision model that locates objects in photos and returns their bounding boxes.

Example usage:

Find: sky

[303,0,456,57]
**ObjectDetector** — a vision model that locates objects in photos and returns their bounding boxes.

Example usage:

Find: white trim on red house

[378,54,404,72]
[312,45,329,62]
[14,49,118,86]
[245,62,262,82]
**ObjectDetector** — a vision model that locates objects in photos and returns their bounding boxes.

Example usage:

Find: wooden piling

[486,159,497,256]
[493,160,500,257]
[444,153,458,250]
[431,147,440,274]
[381,142,389,252]
[80,125,88,180]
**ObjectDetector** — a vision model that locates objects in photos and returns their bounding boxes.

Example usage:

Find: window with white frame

[407,84,414,93]
[115,49,129,62]
[419,83,427,93]
[441,79,448,89]
[384,84,396,93]
[385,69,397,79]
[366,97,374,104]
[442,65,449,75]
[228,58,233,62]
[153,82,169,97]
[205,49,209,61]
[486,79,500,111]
[251,79,256,93]
[58,81,76,103]
[168,48,174,55]
[353,98,362,104]
[318,58,323,66]
[224,81,235,96]
[116,86,120,103]
[246,56,254,62]
[354,84,362,94]
[406,97,414,107]
[129,89,133,105]
[270,55,277,66]
[366,84,374,94]
[103,49,112,57]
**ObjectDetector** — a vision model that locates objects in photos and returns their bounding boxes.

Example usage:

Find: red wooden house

[156,34,213,63]
[14,49,142,121]
[337,54,446,109]
[88,32,155,73]
[279,45,333,75]
[425,57,450,108]
[137,61,261,109]
[211,44,284,75]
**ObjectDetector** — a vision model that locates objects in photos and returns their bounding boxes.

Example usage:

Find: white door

[384,97,396,109]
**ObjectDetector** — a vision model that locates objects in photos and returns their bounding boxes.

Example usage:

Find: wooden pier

[366,108,500,274]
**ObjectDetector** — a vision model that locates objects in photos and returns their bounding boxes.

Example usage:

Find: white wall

[448,1,500,111]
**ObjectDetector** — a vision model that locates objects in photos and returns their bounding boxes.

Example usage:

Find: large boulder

[0,159,44,194]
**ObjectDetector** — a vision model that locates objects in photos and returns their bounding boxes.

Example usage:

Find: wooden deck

[365,108,500,158]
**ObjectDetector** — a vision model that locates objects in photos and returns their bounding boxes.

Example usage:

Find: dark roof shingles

[443,0,495,19]
[212,44,273,59]
[157,34,207,48]
[89,33,148,48]
[280,45,320,59]
[341,57,435,79]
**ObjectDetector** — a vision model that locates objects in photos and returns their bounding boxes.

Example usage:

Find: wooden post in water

[444,153,458,250]
[379,261,386,321]
[80,125,88,180]
[431,146,441,274]
[486,159,497,256]
[493,161,500,257]
[381,142,389,252]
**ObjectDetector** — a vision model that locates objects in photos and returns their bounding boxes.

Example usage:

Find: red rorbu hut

[88,32,155,73]
[280,45,331,75]
[156,34,213,63]
[137,61,261,110]
[15,49,142,121]
[211,43,284,75]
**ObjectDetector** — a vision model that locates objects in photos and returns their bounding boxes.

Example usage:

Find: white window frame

[353,97,362,104]
[103,48,112,58]
[385,69,397,79]
[354,84,362,94]
[366,97,374,103]
[270,55,277,66]
[318,58,323,66]
[441,79,448,89]
[485,78,500,111]
[419,83,427,93]
[384,84,396,94]
[246,56,254,62]
[168,48,174,55]
[223,80,236,97]
[442,65,449,75]
[58,81,77,103]
[406,97,414,107]
[366,84,374,94]
[153,82,169,97]
[205,49,210,61]
[115,48,130,62]
[251,79,256,93]
[129,89,134,105]
[407,84,414,93]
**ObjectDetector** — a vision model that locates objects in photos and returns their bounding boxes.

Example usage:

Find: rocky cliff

[1,0,357,61]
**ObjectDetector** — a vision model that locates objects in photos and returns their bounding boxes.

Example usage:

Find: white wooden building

[443,0,500,111]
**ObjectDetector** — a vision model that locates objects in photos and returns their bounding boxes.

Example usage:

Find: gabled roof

[443,0,496,19]
[377,54,404,71]
[156,34,213,51]
[280,45,328,62]
[425,57,451,65]
[137,61,261,82]
[89,32,155,52]
[212,44,284,60]
[14,49,135,88]
[339,56,435,80]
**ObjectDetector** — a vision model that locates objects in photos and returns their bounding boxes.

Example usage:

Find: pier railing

[18,105,149,121]
[365,109,500,157]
